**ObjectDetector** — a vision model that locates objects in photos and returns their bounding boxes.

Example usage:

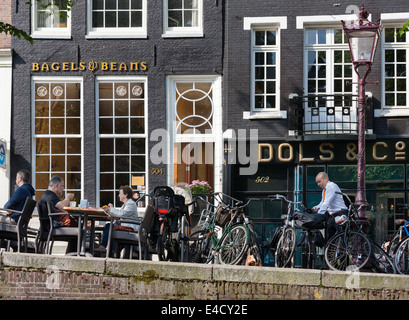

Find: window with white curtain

[31,0,71,38]
[163,0,203,37]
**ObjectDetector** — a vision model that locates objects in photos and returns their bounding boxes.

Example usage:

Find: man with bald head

[313,172,348,240]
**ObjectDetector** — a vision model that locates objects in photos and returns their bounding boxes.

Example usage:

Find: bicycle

[381,203,409,275]
[269,194,305,268]
[324,192,372,271]
[293,211,326,269]
[186,193,254,265]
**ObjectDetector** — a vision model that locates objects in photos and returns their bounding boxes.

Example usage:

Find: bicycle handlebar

[268,194,305,206]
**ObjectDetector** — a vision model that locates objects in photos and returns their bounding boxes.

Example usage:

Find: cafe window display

[96,77,147,207]
[32,78,83,201]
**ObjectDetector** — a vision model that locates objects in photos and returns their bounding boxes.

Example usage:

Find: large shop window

[97,78,147,207]
[87,0,147,38]
[33,78,82,201]
[305,164,407,244]
[163,0,203,37]
[31,0,71,38]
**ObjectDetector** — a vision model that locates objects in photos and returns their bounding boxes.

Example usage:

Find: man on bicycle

[313,172,348,241]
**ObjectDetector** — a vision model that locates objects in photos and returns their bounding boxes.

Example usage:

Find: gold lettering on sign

[258,143,273,162]
[278,143,293,162]
[395,141,406,160]
[346,143,358,161]
[373,142,387,161]
[319,143,334,161]
[299,143,314,162]
[31,61,148,72]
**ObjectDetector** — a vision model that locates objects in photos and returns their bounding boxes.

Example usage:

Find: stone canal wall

[0,252,408,300]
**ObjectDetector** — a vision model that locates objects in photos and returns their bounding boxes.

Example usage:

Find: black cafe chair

[0,197,38,253]
[45,201,82,256]
[106,217,147,260]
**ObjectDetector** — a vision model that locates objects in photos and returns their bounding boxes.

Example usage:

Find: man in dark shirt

[38,176,75,226]
[1,169,35,224]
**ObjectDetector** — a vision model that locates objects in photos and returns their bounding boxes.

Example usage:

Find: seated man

[38,176,75,227]
[1,169,35,225]
[38,176,76,253]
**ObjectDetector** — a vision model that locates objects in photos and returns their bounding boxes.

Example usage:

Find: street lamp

[342,5,382,227]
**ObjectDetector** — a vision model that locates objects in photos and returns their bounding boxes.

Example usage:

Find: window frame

[162,0,203,38]
[376,18,409,117]
[86,0,148,39]
[243,16,287,120]
[31,0,72,39]
[31,76,84,201]
[95,76,149,207]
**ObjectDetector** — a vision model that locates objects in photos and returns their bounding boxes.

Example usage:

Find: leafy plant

[188,180,212,194]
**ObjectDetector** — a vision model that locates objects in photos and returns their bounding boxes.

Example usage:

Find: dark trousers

[325,210,348,242]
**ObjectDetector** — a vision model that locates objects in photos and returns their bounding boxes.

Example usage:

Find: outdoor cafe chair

[0,197,38,253]
[45,201,82,256]
[106,217,147,260]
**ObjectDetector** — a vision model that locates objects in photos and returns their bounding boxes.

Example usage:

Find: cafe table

[62,206,109,256]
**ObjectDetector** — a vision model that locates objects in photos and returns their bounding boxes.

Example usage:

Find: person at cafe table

[38,176,77,253]
[95,185,139,253]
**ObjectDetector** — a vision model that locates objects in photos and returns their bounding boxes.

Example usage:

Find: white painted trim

[243,16,287,30]
[296,14,364,29]
[243,110,287,119]
[380,12,409,22]
[0,49,12,205]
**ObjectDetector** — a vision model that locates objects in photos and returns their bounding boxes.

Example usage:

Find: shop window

[33,79,82,201]
[163,0,203,37]
[97,78,147,207]
[31,0,71,38]
[87,0,147,38]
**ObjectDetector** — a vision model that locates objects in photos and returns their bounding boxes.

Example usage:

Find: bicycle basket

[214,206,231,228]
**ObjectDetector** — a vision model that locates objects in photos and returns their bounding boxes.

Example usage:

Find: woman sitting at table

[95,185,139,253]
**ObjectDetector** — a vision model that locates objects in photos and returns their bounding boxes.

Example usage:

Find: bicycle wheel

[187,229,212,263]
[157,222,178,261]
[244,224,264,266]
[218,224,249,265]
[275,226,296,268]
[324,231,371,271]
[301,232,315,269]
[368,240,396,274]
[394,237,409,275]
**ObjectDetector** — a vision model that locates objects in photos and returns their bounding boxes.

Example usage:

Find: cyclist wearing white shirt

[313,172,348,240]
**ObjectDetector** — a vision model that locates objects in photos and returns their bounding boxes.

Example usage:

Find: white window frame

[31,0,71,39]
[162,0,203,38]
[86,0,147,39]
[166,75,223,192]
[95,76,149,208]
[243,17,287,119]
[31,76,84,200]
[376,12,409,117]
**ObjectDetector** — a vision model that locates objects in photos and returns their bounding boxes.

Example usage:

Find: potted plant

[188,180,212,194]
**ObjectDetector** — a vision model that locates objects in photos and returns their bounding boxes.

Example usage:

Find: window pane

[92,11,104,28]
[266,31,276,45]
[169,0,183,9]
[131,0,142,9]
[255,31,265,45]
[66,101,80,116]
[131,11,142,27]
[100,138,114,154]
[115,118,129,134]
[385,28,395,43]
[105,11,117,27]
[99,83,113,99]
[67,138,81,154]
[118,11,129,27]
[106,0,116,9]
[118,0,129,9]
[168,11,182,27]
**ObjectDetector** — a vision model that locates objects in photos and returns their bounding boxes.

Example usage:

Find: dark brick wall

[10,1,224,202]
[224,0,409,139]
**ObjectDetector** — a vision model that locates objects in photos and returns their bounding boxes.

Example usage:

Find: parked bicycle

[324,192,377,272]
[186,193,262,265]
[382,204,409,257]
[268,194,305,268]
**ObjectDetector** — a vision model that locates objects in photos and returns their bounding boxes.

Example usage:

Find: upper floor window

[243,16,287,119]
[87,0,147,38]
[382,27,408,110]
[163,0,203,37]
[31,0,71,38]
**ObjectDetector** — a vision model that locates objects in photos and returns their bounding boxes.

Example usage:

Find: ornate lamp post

[342,5,382,226]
